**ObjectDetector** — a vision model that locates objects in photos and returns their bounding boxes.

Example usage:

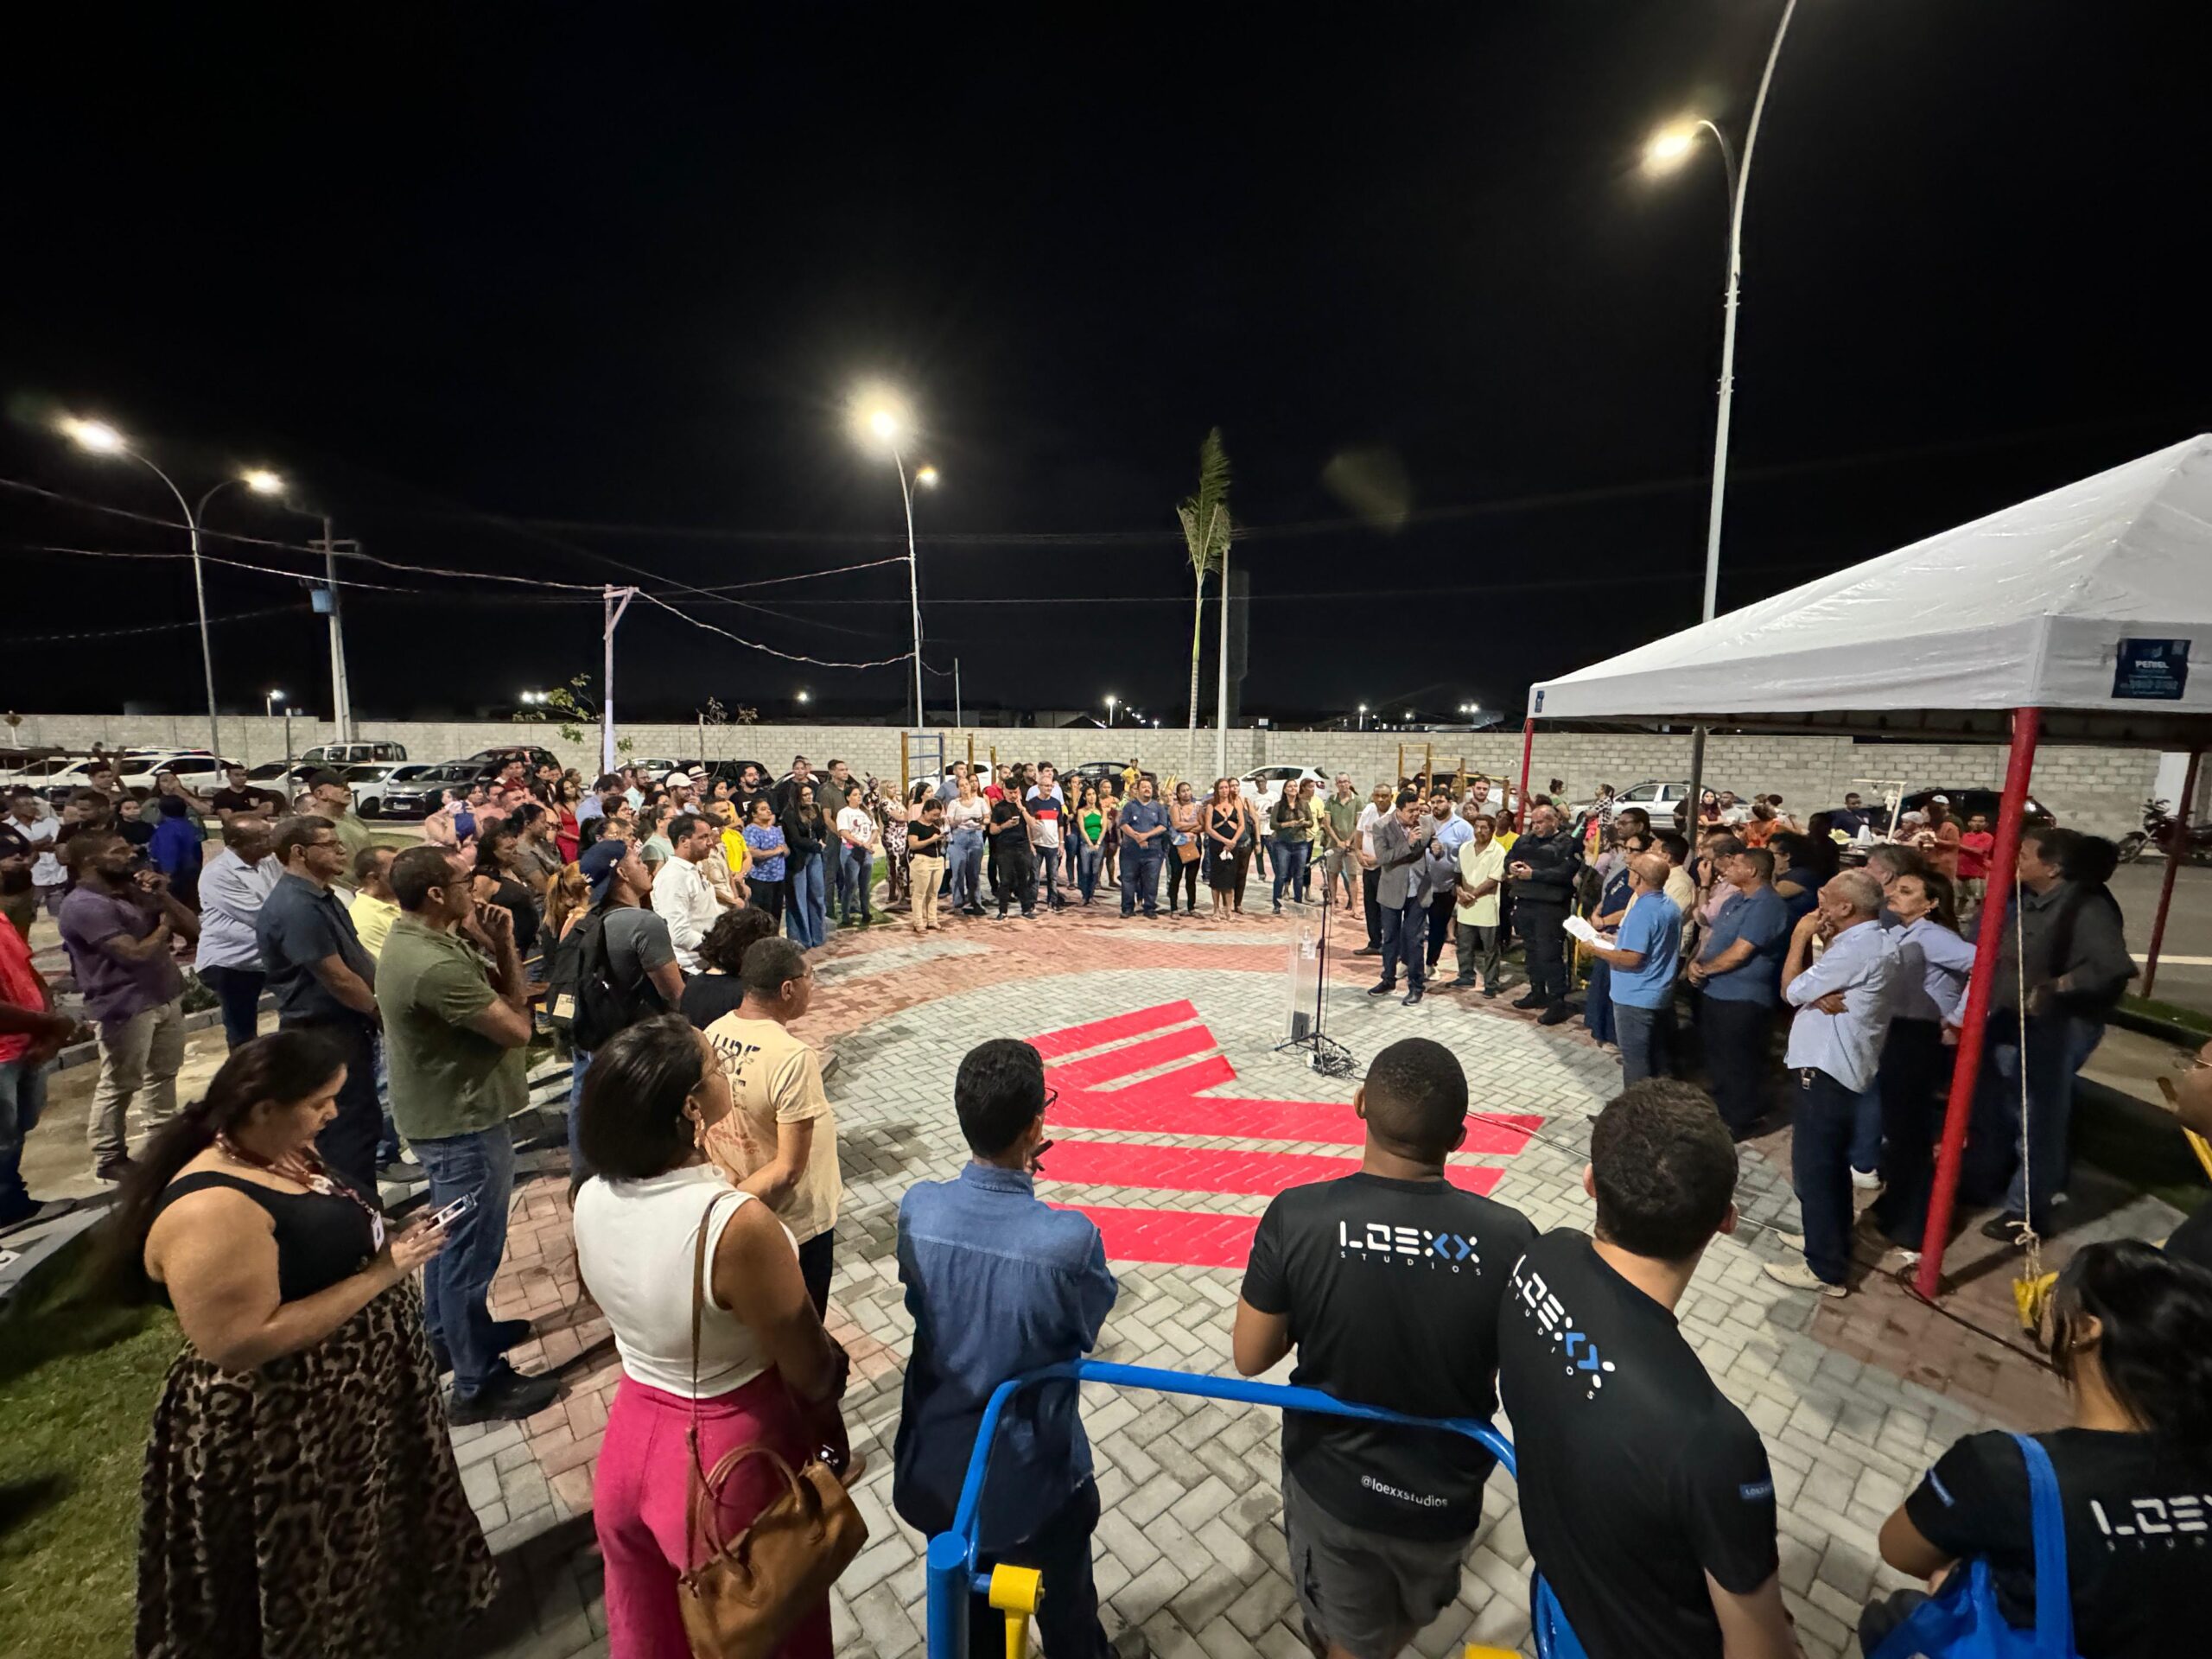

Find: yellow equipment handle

[988,1564,1042,1659]
[1465,1646,1522,1658]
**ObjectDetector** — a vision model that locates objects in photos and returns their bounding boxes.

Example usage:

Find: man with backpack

[557,839,686,1177]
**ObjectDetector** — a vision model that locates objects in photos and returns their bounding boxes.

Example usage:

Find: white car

[1572,779,1708,828]
[44,750,238,802]
[346,762,440,817]
[1238,764,1332,815]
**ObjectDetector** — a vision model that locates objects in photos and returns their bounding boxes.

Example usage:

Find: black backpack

[548,900,663,1051]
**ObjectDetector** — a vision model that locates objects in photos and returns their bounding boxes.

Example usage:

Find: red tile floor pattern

[1025,997,1530,1267]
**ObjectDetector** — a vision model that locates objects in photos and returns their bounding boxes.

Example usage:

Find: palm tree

[1177,428,1232,777]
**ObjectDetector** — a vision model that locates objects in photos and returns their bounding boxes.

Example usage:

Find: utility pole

[1215,541,1230,777]
[602,585,637,775]
[314,518,355,741]
[954,657,963,729]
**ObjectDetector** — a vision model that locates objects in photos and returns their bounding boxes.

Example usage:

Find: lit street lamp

[1643,0,1798,811]
[1357,703,1368,731]
[796,689,810,705]
[60,417,285,762]
[851,388,939,730]
[1105,694,1118,727]
[266,690,292,767]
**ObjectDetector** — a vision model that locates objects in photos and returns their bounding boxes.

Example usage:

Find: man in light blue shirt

[894,1039,1137,1659]
[1584,854,1682,1086]
[1766,870,1902,1297]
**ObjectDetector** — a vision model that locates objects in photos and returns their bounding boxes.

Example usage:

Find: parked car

[346,762,442,817]
[300,741,408,766]
[455,746,563,783]
[1238,764,1332,814]
[1893,787,2055,830]
[44,751,240,804]
[0,753,88,792]
[125,753,244,799]
[1067,760,1160,795]
[247,760,317,788]
[381,763,481,820]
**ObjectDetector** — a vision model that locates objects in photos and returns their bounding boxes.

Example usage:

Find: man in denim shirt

[893,1039,1142,1659]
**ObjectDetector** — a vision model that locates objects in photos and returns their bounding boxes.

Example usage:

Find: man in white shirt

[649,811,720,974]
[834,798,877,925]
[1766,870,1902,1298]
[1351,785,1391,957]
[193,815,283,1049]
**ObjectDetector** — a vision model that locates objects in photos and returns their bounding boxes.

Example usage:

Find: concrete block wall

[5,714,2159,837]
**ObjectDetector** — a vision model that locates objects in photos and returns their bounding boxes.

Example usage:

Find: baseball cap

[580,837,626,900]
[1931,793,1950,804]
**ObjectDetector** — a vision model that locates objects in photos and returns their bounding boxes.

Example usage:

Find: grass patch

[2120,994,2212,1038]
[0,1235,177,1657]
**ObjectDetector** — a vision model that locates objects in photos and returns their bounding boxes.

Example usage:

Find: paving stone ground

[429,899,2135,1659]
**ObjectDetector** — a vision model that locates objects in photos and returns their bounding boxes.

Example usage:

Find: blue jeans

[197,963,265,1050]
[1613,1002,1667,1085]
[951,832,985,909]
[569,1046,593,1179]
[1074,844,1102,903]
[1379,901,1426,991]
[1120,849,1161,916]
[838,843,873,924]
[374,1033,402,1166]
[785,856,826,947]
[1035,846,1063,907]
[1789,1065,1858,1287]
[0,1058,52,1211]
[414,1125,518,1395]
[1269,839,1311,907]
[1850,1082,1883,1175]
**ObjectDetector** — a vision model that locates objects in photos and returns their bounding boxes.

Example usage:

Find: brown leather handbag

[675,1191,866,1658]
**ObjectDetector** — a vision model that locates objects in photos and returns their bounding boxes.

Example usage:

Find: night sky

[4,3,2205,730]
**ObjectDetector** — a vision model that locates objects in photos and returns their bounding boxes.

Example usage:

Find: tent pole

[1916,706,2041,1300]
[1516,718,1535,833]
[2142,746,2201,998]
[1688,727,1707,835]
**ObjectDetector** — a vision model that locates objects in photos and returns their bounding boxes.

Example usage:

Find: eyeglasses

[1041,1086,1058,1115]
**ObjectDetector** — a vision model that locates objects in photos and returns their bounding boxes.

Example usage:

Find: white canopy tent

[1528,434,2212,747]
[1516,434,2212,1300]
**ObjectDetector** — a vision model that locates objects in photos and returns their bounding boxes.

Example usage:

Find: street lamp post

[853,391,938,732]
[1644,0,1798,817]
[60,419,283,763]
[266,690,291,767]
[1357,704,1368,732]
[1105,694,1117,728]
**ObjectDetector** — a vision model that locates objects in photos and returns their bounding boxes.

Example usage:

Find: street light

[1643,0,1798,813]
[1357,703,1368,731]
[266,690,291,768]
[1105,694,1118,726]
[60,416,279,761]
[850,385,937,731]
[796,689,810,705]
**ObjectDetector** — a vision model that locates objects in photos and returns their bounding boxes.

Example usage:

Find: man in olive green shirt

[377,844,554,1423]
[306,770,374,892]
[1319,774,1363,913]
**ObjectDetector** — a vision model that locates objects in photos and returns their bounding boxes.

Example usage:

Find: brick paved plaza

[443,902,2116,1659]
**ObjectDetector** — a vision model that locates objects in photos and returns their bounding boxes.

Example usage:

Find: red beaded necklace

[214,1134,386,1249]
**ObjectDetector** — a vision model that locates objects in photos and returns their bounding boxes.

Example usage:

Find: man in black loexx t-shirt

[1497,1078,1798,1659]
[1503,1079,1796,1659]
[1235,1037,1534,1659]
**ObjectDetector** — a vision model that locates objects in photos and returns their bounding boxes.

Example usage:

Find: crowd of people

[5,748,2210,1659]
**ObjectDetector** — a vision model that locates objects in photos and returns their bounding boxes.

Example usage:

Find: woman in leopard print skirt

[103,1031,497,1657]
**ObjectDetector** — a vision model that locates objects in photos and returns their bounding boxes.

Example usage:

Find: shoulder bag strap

[2007,1433,2077,1656]
[690,1187,743,1472]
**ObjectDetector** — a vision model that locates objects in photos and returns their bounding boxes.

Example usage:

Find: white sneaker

[1764,1260,1848,1299]
[1851,1166,1882,1191]
[1775,1230,1806,1253]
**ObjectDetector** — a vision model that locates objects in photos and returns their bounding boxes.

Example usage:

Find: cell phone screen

[429,1192,479,1230]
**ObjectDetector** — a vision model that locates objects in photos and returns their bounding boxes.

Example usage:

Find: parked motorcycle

[2118,798,2212,864]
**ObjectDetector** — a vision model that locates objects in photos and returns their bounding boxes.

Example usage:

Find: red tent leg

[2142,747,2201,999]
[1916,707,2042,1299]
[1516,718,1535,833]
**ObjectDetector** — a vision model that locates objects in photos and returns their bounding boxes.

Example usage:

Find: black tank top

[152,1171,379,1304]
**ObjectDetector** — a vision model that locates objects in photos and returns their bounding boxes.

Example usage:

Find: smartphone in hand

[428,1191,480,1230]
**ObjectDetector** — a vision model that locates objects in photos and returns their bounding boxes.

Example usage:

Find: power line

[2,602,303,645]
[627,588,914,671]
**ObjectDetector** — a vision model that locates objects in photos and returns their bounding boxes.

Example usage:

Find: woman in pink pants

[574,1015,852,1657]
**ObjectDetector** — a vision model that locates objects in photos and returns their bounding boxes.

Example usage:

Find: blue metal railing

[923,1359,1539,1658]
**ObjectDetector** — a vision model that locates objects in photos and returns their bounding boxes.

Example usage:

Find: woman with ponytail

[114,1030,496,1657]
[1864,1239,2212,1656]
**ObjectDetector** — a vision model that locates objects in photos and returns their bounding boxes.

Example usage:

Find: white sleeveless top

[573,1164,794,1397]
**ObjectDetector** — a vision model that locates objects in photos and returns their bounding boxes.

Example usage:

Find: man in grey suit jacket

[1365,790,1434,1007]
